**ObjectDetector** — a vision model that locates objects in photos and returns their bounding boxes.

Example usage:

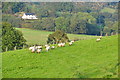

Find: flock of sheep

[29,40,75,53]
[29,36,102,53]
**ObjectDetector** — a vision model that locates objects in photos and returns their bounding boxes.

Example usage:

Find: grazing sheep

[71,40,75,43]
[61,43,65,47]
[51,46,55,49]
[36,49,42,53]
[36,46,42,49]
[31,47,36,53]
[29,45,36,50]
[46,46,50,52]
[45,44,49,48]
[29,47,34,50]
[58,43,62,47]
[96,38,101,42]
[99,36,102,39]
[69,42,73,46]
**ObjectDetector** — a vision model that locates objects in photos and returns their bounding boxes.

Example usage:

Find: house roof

[25,13,35,15]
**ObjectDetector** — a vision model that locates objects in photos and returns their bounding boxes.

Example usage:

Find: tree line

[2,2,119,35]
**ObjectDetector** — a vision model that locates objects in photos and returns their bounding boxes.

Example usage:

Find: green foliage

[2,22,26,51]
[69,12,96,34]
[41,17,55,31]
[86,24,100,35]
[55,17,69,32]
[103,20,118,35]
[101,7,116,14]
[2,35,118,78]
[2,14,23,28]
[2,2,118,36]
[112,21,118,33]
[47,30,69,44]
[2,2,30,14]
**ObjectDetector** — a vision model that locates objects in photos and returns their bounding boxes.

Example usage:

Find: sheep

[96,38,101,42]
[36,49,42,53]
[58,43,62,47]
[29,45,36,50]
[61,43,65,47]
[51,46,55,49]
[31,47,36,53]
[45,44,49,48]
[36,46,42,49]
[46,46,50,52]
[29,47,34,50]
[69,42,73,46]
[99,36,102,39]
[71,40,75,43]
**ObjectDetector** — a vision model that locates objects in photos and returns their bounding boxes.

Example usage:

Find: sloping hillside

[2,35,118,78]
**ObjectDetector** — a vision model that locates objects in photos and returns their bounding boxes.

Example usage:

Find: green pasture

[2,35,118,78]
[16,28,97,45]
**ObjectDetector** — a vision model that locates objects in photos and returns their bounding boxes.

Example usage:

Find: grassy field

[2,35,118,78]
[16,28,97,45]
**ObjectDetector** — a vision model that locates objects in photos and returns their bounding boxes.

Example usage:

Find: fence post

[111,32,113,36]
[105,33,108,36]
[6,47,8,52]
[23,45,25,49]
[14,46,16,50]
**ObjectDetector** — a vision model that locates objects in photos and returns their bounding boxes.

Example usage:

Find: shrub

[47,30,69,44]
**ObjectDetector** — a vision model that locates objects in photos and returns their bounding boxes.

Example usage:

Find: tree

[55,17,69,32]
[69,12,96,34]
[2,14,23,28]
[103,26,111,36]
[2,22,26,51]
[110,21,118,35]
[41,17,55,31]
[2,2,26,14]
[47,30,69,44]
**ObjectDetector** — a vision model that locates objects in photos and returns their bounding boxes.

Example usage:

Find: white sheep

[36,49,42,53]
[29,45,36,50]
[36,46,42,49]
[69,42,73,46]
[99,36,102,39]
[71,40,75,43]
[46,46,50,52]
[45,44,49,48]
[51,46,55,49]
[29,47,34,50]
[58,43,62,47]
[31,47,36,53]
[96,38,101,42]
[61,43,65,47]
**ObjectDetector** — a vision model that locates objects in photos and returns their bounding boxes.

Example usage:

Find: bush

[47,30,69,44]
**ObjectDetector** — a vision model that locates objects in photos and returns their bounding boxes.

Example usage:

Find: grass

[2,35,118,78]
[16,28,96,45]
[101,7,116,13]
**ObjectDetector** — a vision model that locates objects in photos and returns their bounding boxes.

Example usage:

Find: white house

[22,13,38,20]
